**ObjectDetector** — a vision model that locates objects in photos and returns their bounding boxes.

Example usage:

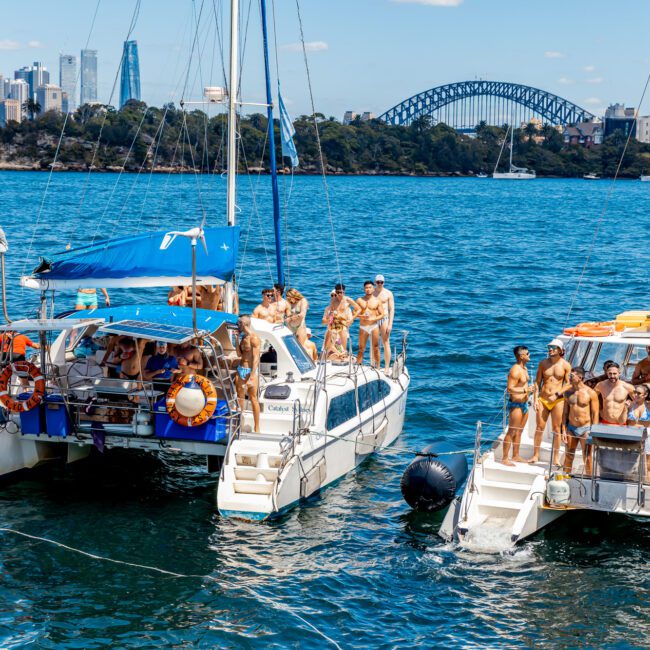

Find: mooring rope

[0,527,343,649]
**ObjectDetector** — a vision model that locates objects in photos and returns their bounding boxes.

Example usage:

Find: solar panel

[98,320,208,344]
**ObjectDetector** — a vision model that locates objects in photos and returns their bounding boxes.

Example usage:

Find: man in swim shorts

[531,338,572,466]
[595,362,634,425]
[75,288,110,310]
[501,345,533,466]
[356,281,384,367]
[269,283,290,324]
[373,274,395,374]
[236,315,261,432]
[562,366,599,474]
[252,288,275,323]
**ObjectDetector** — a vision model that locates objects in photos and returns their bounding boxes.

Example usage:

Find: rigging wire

[565,70,650,326]
[20,0,103,282]
[294,0,342,286]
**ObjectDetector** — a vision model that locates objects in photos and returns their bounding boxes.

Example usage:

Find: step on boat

[441,311,650,550]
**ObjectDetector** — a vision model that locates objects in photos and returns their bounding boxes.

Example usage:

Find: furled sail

[21,226,239,290]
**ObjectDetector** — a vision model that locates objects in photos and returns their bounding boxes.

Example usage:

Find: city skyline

[2,0,650,119]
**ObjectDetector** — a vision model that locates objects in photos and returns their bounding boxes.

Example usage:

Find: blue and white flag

[279,90,299,168]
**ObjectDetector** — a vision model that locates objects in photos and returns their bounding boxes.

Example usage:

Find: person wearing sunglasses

[562,366,598,475]
[531,338,572,466]
[627,383,650,425]
[252,288,275,323]
[373,274,395,374]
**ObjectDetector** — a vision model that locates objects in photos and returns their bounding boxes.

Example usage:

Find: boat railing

[462,420,483,521]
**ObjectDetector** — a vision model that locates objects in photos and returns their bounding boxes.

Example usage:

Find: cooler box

[154,398,229,442]
[18,392,45,435]
[44,394,71,438]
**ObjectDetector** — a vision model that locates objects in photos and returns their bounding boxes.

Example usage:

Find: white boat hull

[492,172,536,180]
[217,368,409,521]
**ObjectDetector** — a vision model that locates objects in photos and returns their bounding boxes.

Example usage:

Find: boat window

[627,345,649,379]
[593,342,629,377]
[282,335,315,374]
[358,380,392,412]
[327,390,358,431]
[571,341,591,367]
[564,339,577,363]
[581,343,600,374]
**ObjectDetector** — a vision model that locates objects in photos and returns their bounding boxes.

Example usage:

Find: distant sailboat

[493,124,536,180]
[640,173,650,182]
[583,172,600,180]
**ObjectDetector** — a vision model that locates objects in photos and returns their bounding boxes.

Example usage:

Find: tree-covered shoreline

[1,101,649,177]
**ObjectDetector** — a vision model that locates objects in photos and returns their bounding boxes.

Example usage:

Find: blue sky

[2,0,650,120]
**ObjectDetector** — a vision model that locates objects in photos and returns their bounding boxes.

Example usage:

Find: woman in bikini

[168,286,187,307]
[322,284,360,353]
[627,384,650,425]
[286,288,309,343]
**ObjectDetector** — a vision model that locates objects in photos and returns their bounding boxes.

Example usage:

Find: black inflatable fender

[400,441,469,512]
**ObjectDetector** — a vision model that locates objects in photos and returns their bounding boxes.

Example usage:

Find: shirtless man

[269,283,291,324]
[102,336,146,380]
[176,340,204,373]
[373,274,395,374]
[198,285,223,311]
[356,281,385,367]
[322,284,361,353]
[235,315,261,432]
[531,338,572,465]
[632,346,650,385]
[501,345,533,466]
[562,366,599,474]
[252,288,275,323]
[595,362,635,425]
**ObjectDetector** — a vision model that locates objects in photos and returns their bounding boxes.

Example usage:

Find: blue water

[0,172,649,648]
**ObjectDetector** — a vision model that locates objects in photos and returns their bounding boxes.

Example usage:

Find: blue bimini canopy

[21,226,239,291]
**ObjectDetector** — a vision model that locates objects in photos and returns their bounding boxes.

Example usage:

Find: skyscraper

[80,49,98,105]
[36,84,63,114]
[119,40,141,108]
[59,54,77,112]
[4,79,30,109]
[14,62,49,100]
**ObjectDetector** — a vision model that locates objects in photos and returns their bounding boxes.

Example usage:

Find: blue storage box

[154,397,229,442]
[44,394,71,438]
[18,392,45,435]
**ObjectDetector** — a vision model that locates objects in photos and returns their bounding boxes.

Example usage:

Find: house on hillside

[562,121,604,148]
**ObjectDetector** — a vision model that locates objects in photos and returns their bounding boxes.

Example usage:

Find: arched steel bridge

[379,80,596,131]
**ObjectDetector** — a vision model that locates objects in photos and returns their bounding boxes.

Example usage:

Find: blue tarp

[29,226,239,286]
[63,305,238,331]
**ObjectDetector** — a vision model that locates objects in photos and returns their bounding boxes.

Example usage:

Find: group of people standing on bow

[251,276,395,371]
[503,339,650,475]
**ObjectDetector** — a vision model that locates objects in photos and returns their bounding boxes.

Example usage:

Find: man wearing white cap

[301,327,319,363]
[531,338,572,466]
[373,274,395,374]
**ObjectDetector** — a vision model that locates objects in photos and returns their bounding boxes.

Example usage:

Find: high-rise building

[59,54,77,112]
[80,49,98,105]
[119,40,141,108]
[4,79,30,110]
[15,62,50,100]
[36,84,63,114]
[0,75,4,101]
[0,99,22,126]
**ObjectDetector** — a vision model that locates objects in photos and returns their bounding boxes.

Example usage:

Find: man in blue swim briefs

[562,366,599,475]
[235,315,261,432]
[501,345,533,466]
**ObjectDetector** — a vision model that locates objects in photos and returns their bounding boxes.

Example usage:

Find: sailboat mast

[225,0,239,313]
[260,0,284,286]
[509,117,514,171]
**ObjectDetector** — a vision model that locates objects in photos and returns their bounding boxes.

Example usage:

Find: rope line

[565,69,650,326]
[0,527,342,650]
[294,0,342,286]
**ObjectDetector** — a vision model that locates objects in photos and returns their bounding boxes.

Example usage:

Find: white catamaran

[441,313,650,550]
[0,0,410,521]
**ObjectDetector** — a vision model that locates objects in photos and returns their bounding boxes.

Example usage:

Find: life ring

[563,321,614,337]
[166,373,217,427]
[0,361,45,412]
